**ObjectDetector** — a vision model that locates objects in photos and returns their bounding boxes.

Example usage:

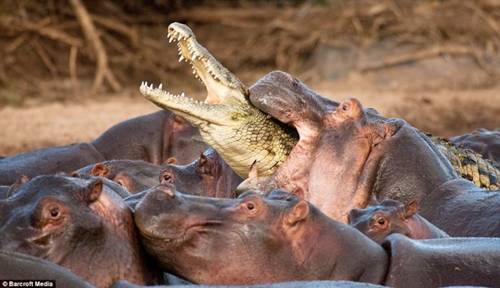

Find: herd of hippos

[1,23,500,288]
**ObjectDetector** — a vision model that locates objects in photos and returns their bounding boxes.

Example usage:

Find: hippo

[0,175,30,199]
[76,148,242,197]
[134,186,500,286]
[161,148,242,198]
[133,185,388,285]
[418,178,500,237]
[92,111,206,165]
[382,234,500,288]
[0,111,207,186]
[111,280,385,288]
[0,185,8,198]
[0,175,160,287]
[0,143,104,186]
[451,128,499,166]
[0,250,94,288]
[75,160,167,194]
[246,71,456,222]
[348,199,448,244]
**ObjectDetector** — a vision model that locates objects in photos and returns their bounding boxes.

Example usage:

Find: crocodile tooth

[158,83,163,90]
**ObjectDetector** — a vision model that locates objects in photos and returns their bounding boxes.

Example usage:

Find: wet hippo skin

[348,199,448,244]
[0,143,104,185]
[134,186,388,285]
[161,148,242,198]
[247,71,456,222]
[419,179,500,237]
[0,185,9,199]
[76,160,166,194]
[383,234,500,288]
[92,111,206,165]
[0,111,207,186]
[0,250,94,288]
[0,175,160,287]
[111,280,385,288]
[451,128,500,166]
[76,148,242,196]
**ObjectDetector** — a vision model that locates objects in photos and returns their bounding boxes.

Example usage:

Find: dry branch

[32,40,58,77]
[20,19,84,47]
[359,45,486,72]
[69,46,79,86]
[70,0,121,92]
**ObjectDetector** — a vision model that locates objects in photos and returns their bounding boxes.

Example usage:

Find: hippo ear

[197,153,216,176]
[347,208,363,224]
[91,163,109,177]
[248,160,259,179]
[286,200,310,226]
[405,200,419,217]
[7,175,30,197]
[86,179,103,203]
[336,98,365,120]
[164,157,177,165]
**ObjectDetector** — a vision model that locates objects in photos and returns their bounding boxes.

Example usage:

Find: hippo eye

[49,207,60,219]
[376,217,386,226]
[161,173,174,184]
[246,202,255,210]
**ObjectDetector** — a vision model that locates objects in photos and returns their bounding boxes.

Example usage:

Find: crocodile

[140,22,499,190]
[140,22,297,178]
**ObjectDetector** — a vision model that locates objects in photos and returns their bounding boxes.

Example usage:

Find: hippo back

[0,143,104,186]
[451,128,500,167]
[419,179,500,237]
[383,234,500,288]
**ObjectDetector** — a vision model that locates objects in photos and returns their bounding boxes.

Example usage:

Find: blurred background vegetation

[2,0,500,105]
[0,0,499,156]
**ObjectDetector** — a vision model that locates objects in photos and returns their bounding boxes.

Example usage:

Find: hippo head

[0,175,157,286]
[0,176,105,257]
[75,160,163,194]
[348,199,419,244]
[248,71,456,221]
[135,184,322,284]
[161,148,242,198]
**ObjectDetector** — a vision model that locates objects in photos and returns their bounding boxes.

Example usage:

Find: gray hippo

[133,186,500,287]
[0,111,207,185]
[348,199,448,244]
[0,175,161,287]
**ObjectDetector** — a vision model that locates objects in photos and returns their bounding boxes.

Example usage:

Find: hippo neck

[295,211,387,283]
[57,221,158,287]
[372,126,457,205]
[405,215,448,239]
[306,132,376,222]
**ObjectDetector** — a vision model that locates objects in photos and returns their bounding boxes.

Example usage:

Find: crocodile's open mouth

[140,22,248,111]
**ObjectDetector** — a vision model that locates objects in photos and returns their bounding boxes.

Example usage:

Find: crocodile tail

[431,136,499,191]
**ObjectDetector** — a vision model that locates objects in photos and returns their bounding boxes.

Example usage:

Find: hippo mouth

[139,219,223,245]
